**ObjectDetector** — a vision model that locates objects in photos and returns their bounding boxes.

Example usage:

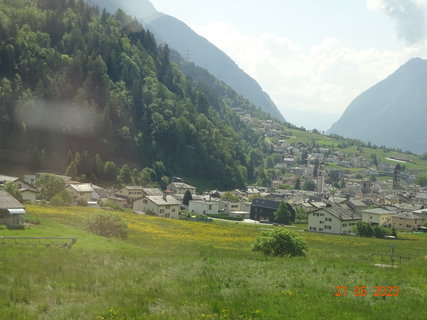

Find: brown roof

[0,189,24,209]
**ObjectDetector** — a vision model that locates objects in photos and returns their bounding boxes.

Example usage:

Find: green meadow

[0,205,426,320]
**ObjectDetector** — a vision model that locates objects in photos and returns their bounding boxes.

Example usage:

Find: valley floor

[0,205,426,320]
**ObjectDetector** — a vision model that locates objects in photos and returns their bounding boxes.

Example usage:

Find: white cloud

[367,0,427,44]
[193,22,427,117]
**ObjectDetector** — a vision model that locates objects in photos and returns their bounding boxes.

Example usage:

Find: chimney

[163,194,167,201]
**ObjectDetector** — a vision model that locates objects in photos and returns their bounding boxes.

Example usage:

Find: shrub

[24,213,40,225]
[50,190,72,206]
[355,221,374,237]
[252,229,308,257]
[99,199,124,211]
[76,199,88,206]
[373,225,387,239]
[86,212,128,239]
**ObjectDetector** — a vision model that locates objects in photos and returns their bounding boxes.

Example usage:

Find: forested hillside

[0,0,269,189]
[85,0,286,121]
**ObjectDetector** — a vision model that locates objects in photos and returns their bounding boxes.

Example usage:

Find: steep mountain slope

[0,0,268,189]
[86,0,285,121]
[328,58,427,153]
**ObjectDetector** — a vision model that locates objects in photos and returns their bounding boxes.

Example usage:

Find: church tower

[317,163,326,193]
[393,164,401,190]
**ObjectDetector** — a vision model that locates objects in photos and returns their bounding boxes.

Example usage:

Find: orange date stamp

[335,286,399,297]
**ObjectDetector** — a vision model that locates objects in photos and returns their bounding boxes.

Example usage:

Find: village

[1,133,427,235]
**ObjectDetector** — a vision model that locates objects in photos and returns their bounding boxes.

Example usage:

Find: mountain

[328,58,427,154]
[86,0,285,122]
[0,0,271,189]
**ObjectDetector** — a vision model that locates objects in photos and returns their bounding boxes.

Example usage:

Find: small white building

[65,183,94,204]
[167,182,197,195]
[308,207,361,235]
[219,201,240,213]
[115,186,145,201]
[133,195,180,219]
[20,188,37,203]
[361,208,395,227]
[188,200,219,215]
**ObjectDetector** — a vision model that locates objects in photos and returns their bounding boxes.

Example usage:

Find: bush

[355,221,374,237]
[86,212,128,239]
[252,229,308,257]
[24,213,40,225]
[50,190,72,206]
[373,225,387,239]
[99,199,124,211]
[77,199,88,206]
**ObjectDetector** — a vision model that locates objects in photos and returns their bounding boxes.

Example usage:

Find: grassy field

[1,205,426,320]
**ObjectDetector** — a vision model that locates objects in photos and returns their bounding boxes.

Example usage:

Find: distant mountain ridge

[86,0,285,121]
[328,57,427,154]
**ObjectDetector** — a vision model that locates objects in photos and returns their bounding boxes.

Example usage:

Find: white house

[361,208,395,227]
[188,200,219,215]
[115,186,145,201]
[133,195,180,219]
[219,201,240,213]
[167,182,197,195]
[65,183,94,204]
[308,207,361,235]
[20,188,37,203]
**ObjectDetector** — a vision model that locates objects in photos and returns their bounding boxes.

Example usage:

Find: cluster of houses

[1,152,427,235]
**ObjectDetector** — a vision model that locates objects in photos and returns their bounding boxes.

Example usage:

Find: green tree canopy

[274,201,290,225]
[302,180,316,191]
[2,181,23,201]
[220,191,240,202]
[416,173,427,187]
[35,174,65,201]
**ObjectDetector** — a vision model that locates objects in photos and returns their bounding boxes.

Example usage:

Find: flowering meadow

[0,205,426,319]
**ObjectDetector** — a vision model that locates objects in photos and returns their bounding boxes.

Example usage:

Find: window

[172,209,175,212]
[165,213,170,218]
[320,213,324,216]
[166,205,170,209]
[208,205,212,210]
[342,223,347,227]
[160,209,164,213]
[325,218,332,222]
[325,225,331,230]
[320,221,324,224]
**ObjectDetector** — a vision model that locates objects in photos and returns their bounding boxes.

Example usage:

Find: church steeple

[393,164,401,190]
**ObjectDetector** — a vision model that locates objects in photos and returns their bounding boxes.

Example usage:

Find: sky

[148,0,427,130]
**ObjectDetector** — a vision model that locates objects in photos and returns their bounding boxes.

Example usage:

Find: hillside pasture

[0,205,426,319]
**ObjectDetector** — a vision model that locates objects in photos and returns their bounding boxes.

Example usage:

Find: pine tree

[183,190,193,206]
[274,201,290,225]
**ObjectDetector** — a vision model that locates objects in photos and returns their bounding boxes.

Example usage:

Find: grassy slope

[278,128,427,173]
[0,205,426,320]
